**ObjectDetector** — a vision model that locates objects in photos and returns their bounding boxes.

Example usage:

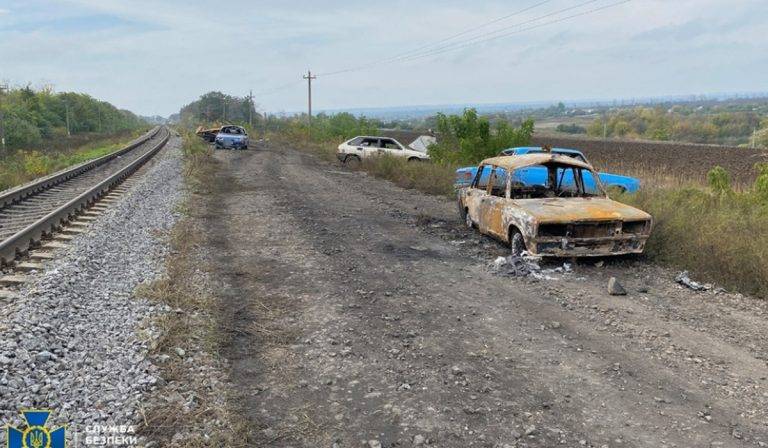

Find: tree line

[585,106,768,146]
[0,85,145,149]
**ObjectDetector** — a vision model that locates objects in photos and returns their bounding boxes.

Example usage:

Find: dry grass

[360,154,456,197]
[618,187,768,298]
[135,130,250,447]
[0,129,147,190]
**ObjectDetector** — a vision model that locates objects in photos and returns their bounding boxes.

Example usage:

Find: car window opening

[509,162,605,199]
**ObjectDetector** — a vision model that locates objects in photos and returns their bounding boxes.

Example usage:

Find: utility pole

[303,69,316,140]
[64,99,71,137]
[752,127,757,149]
[222,97,227,122]
[248,90,253,130]
[0,83,8,154]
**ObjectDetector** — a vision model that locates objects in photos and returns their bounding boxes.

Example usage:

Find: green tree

[427,108,534,164]
[707,166,732,195]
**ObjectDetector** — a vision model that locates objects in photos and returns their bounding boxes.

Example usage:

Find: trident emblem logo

[6,410,65,448]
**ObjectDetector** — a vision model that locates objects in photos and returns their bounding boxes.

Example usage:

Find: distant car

[455,147,641,193]
[337,136,430,167]
[215,125,249,150]
[457,153,653,257]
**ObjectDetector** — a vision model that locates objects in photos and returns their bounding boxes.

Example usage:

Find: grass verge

[284,138,457,197]
[0,129,147,190]
[136,129,248,447]
[289,135,768,298]
[619,186,768,298]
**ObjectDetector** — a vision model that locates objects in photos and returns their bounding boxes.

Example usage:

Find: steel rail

[0,127,161,209]
[0,126,171,265]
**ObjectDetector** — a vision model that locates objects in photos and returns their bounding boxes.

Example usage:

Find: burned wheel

[345,155,361,169]
[509,229,526,257]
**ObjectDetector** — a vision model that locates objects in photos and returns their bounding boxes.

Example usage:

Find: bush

[361,154,456,197]
[427,109,534,165]
[555,123,586,134]
[707,166,731,194]
[0,131,141,190]
[619,164,768,297]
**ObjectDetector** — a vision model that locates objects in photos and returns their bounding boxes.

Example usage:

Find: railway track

[0,126,171,267]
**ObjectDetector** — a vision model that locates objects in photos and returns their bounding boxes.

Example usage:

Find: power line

[318,0,630,77]
[390,0,604,63]
[394,0,632,64]
[317,0,556,77]
[251,0,633,104]
[253,80,304,97]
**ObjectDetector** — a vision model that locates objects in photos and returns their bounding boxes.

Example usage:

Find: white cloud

[0,0,766,116]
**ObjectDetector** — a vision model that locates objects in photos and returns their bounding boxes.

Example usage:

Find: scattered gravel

[0,135,183,436]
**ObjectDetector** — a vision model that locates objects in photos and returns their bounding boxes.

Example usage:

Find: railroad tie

[0,126,169,266]
[42,241,68,250]
[0,289,19,301]
[61,227,88,235]
[29,252,56,261]
[0,275,28,286]
[15,261,44,272]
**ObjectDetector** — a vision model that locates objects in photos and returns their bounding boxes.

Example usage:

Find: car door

[379,138,405,157]
[357,137,379,159]
[478,167,508,238]
[465,165,491,225]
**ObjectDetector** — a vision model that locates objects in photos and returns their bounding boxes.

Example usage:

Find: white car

[337,136,431,167]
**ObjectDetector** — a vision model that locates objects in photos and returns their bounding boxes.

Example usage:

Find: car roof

[505,146,583,155]
[353,135,402,141]
[480,153,594,171]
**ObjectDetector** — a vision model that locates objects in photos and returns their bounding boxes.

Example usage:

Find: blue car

[455,147,640,193]
[214,125,249,150]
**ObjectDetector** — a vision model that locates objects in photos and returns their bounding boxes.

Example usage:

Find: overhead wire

[393,0,633,64]
[253,0,634,101]
[317,0,557,76]
[318,0,631,77]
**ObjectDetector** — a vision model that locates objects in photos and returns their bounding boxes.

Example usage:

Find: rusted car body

[457,153,652,257]
[196,126,222,143]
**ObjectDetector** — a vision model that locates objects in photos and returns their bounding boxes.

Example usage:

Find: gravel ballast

[0,135,183,437]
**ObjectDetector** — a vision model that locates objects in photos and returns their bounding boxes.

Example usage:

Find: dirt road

[193,144,768,447]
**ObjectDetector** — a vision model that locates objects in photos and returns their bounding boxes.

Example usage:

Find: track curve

[0,126,171,264]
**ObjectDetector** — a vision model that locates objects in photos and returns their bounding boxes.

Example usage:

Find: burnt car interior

[473,162,605,199]
[222,126,245,135]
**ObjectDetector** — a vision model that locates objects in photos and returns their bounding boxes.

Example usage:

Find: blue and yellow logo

[6,410,65,448]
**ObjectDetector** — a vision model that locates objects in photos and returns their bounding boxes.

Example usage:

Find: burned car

[196,125,222,143]
[457,153,652,257]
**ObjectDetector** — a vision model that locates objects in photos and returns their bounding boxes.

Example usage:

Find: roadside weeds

[0,128,148,190]
[136,130,249,447]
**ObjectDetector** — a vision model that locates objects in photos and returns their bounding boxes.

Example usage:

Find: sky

[0,0,766,117]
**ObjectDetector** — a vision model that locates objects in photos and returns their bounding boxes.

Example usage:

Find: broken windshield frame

[508,162,607,199]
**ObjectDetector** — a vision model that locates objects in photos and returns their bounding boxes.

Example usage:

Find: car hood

[217,134,246,139]
[512,197,651,223]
